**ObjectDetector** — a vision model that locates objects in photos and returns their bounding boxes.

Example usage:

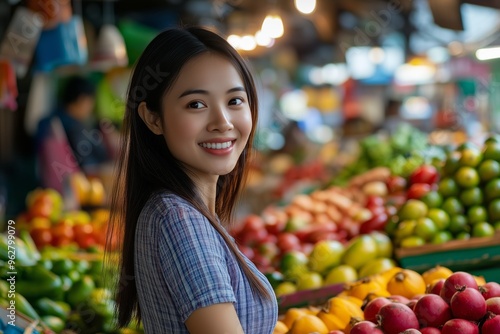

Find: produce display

[388,138,500,248]
[273,266,500,334]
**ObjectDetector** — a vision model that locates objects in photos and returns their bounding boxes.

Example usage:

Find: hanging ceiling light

[261,13,284,39]
[294,0,316,14]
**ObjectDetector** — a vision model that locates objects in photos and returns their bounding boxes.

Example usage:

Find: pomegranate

[388,295,411,304]
[441,319,479,334]
[450,286,487,321]
[440,271,478,303]
[400,330,422,334]
[486,297,500,315]
[350,320,384,334]
[414,294,451,328]
[407,299,417,311]
[481,313,500,334]
[426,278,445,295]
[420,328,441,334]
[377,302,420,334]
[363,297,392,323]
[480,282,500,299]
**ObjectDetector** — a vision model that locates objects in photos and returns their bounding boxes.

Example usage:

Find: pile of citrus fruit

[273,265,499,334]
[387,137,500,248]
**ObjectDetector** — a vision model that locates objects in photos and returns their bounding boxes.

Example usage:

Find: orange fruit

[387,269,426,299]
[273,320,288,334]
[422,265,453,285]
[283,308,308,329]
[289,314,329,334]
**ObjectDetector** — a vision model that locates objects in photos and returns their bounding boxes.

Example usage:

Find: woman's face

[159,53,253,182]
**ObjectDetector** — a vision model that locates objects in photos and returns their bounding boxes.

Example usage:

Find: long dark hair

[107,26,271,328]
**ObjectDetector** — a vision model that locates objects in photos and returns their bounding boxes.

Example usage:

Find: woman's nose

[207,105,234,132]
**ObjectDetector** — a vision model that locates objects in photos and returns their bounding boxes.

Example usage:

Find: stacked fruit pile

[17,188,119,251]
[388,138,500,248]
[272,232,396,296]
[273,266,500,334]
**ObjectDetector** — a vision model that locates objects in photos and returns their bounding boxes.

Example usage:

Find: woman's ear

[138,101,163,135]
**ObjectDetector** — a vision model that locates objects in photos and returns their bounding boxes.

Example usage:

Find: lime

[455,167,480,189]
[421,191,443,209]
[484,178,500,201]
[280,251,308,280]
[441,197,465,216]
[488,198,500,221]
[467,205,488,224]
[296,271,323,291]
[400,236,426,248]
[459,187,483,207]
[428,208,451,230]
[265,272,284,289]
[459,147,483,167]
[414,217,439,241]
[448,214,470,235]
[394,220,417,241]
[456,232,471,240]
[442,154,460,176]
[457,142,479,151]
[438,178,460,198]
[471,222,495,238]
[358,258,397,278]
[324,265,358,285]
[66,275,96,308]
[431,231,453,245]
[485,134,500,145]
[275,282,297,297]
[478,160,500,182]
[495,221,500,231]
[398,199,428,220]
[482,142,500,161]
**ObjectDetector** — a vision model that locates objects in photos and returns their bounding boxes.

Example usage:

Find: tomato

[241,215,265,232]
[30,227,53,248]
[406,183,432,200]
[366,195,384,208]
[51,221,75,246]
[409,165,439,185]
[73,224,96,249]
[359,213,388,234]
[277,233,301,252]
[386,175,407,193]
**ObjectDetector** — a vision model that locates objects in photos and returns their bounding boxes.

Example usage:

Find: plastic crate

[395,231,500,282]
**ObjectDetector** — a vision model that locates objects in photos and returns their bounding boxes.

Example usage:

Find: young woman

[109,26,278,333]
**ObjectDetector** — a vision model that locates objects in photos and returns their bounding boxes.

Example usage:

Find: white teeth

[200,141,232,149]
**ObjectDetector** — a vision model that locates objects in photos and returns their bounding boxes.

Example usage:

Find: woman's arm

[185,303,244,334]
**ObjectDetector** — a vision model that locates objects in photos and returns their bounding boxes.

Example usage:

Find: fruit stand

[2,126,500,333]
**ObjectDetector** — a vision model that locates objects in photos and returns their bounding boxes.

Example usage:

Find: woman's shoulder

[141,190,206,224]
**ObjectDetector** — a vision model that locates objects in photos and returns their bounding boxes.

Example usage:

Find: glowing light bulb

[295,0,316,14]
[240,35,257,51]
[255,30,274,47]
[227,34,241,49]
[261,14,284,39]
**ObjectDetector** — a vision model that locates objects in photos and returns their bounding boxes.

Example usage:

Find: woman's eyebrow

[178,86,246,98]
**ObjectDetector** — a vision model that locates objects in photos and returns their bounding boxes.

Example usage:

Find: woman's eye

[188,101,205,109]
[229,97,243,106]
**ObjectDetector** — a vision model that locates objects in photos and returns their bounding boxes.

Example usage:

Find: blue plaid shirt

[134,192,278,333]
